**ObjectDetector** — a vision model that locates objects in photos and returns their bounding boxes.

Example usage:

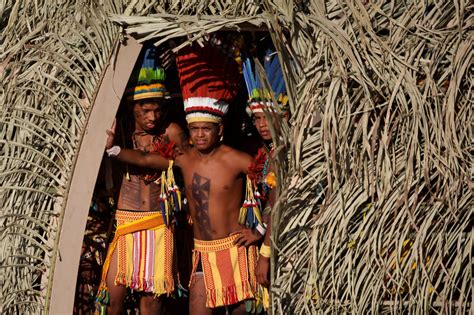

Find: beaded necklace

[132,132,159,152]
[130,131,163,184]
[260,143,274,198]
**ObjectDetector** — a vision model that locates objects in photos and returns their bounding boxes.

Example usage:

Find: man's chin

[195,144,209,150]
[195,142,219,153]
[261,133,272,141]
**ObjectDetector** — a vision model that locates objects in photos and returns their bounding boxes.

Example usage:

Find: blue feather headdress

[242,49,288,113]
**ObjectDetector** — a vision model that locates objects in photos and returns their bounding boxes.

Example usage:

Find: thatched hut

[0,0,471,314]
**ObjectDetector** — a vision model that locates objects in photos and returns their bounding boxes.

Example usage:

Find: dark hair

[129,97,168,107]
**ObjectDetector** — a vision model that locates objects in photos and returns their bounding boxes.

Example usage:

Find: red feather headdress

[176,43,241,124]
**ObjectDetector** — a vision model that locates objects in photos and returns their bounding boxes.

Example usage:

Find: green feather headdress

[125,45,168,101]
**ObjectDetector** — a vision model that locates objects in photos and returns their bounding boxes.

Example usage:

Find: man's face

[188,122,222,152]
[133,101,163,132]
[253,112,272,141]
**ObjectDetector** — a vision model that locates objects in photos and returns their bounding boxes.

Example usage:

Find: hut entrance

[66,24,284,314]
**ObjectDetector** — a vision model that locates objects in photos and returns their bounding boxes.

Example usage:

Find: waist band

[116,209,161,222]
[194,234,239,253]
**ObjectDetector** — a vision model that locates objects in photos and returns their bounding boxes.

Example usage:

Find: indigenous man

[96,45,187,315]
[106,42,267,315]
[242,49,290,288]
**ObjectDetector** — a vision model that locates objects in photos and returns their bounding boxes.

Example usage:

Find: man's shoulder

[219,145,252,171]
[165,122,184,135]
[220,145,251,157]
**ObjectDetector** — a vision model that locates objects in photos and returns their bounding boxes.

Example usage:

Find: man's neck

[196,143,221,159]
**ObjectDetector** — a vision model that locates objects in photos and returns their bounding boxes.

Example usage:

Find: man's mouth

[145,123,155,129]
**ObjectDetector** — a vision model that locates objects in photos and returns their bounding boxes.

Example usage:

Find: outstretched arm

[105,120,172,170]
[115,148,170,170]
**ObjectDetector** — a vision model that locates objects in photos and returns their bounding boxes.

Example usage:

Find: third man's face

[188,122,221,152]
[253,112,272,141]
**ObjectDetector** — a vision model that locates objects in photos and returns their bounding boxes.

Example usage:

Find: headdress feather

[176,39,241,124]
[125,45,168,101]
[242,49,288,113]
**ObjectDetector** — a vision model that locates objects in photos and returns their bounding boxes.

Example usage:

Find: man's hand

[256,255,270,287]
[105,119,116,150]
[230,228,263,247]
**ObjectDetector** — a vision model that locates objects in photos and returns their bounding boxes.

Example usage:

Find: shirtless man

[242,49,291,289]
[106,43,266,314]
[107,120,264,314]
[251,112,274,289]
[96,46,187,315]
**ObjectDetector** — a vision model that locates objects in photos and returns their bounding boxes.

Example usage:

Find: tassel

[254,189,262,210]
[239,200,249,225]
[246,205,255,228]
[171,187,180,212]
[160,171,169,225]
[176,188,182,210]
[245,299,256,313]
[166,160,182,225]
[240,176,263,230]
[253,204,262,225]
[95,284,109,315]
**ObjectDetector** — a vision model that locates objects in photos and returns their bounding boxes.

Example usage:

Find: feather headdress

[242,49,288,114]
[125,45,168,101]
[176,43,241,124]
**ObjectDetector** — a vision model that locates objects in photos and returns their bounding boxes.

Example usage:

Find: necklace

[130,132,164,184]
[132,132,157,152]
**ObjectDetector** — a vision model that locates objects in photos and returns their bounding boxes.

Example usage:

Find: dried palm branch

[0,1,123,313]
[267,0,472,314]
[0,0,471,314]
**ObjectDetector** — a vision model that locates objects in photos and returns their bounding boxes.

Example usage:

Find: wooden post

[48,37,142,315]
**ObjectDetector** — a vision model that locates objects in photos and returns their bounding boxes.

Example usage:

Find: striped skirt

[114,210,174,295]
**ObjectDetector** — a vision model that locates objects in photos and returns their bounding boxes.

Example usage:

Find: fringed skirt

[189,234,262,308]
[113,210,175,295]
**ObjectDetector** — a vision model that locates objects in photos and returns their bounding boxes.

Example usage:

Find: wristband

[106,145,121,157]
[260,244,271,258]
[256,223,267,236]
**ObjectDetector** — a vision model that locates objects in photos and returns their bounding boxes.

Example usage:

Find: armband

[256,223,267,236]
[106,145,121,157]
[260,244,271,258]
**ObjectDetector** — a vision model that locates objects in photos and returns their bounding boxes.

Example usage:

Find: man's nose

[147,112,157,121]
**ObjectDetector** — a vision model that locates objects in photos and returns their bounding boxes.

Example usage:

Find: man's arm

[115,149,170,170]
[105,121,171,170]
[256,210,271,287]
[256,161,277,288]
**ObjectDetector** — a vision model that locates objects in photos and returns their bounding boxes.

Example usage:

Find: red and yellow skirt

[189,234,267,309]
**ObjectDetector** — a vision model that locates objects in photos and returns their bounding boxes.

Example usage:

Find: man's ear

[218,123,224,136]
